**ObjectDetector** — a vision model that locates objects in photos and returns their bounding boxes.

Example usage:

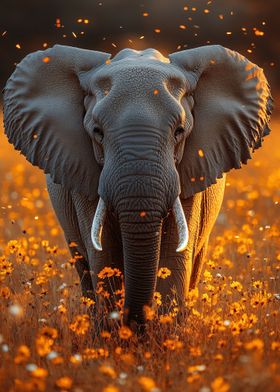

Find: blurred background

[0,0,279,99]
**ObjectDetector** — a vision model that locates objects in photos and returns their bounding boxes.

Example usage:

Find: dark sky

[1,0,279,95]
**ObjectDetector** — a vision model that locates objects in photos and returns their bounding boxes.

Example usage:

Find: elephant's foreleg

[189,239,209,289]
[46,175,94,298]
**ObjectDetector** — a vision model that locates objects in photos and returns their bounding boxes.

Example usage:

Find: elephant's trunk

[120,215,162,325]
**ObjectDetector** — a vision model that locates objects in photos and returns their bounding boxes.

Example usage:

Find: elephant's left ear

[169,45,273,199]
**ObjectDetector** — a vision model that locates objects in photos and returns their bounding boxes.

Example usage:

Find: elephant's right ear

[3,44,111,200]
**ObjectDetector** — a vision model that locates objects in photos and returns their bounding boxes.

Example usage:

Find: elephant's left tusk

[91,198,106,251]
[173,196,189,252]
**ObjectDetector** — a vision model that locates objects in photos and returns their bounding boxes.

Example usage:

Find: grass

[0,110,279,392]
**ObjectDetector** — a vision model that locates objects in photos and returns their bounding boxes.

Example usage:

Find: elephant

[3,44,273,328]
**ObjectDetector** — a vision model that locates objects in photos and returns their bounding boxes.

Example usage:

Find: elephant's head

[3,44,272,325]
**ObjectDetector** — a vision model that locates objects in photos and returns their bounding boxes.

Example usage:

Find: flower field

[0,110,279,392]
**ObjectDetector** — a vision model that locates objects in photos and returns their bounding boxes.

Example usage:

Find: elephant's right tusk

[91,198,106,251]
[173,196,189,252]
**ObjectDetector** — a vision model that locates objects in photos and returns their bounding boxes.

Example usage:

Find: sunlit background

[0,1,279,391]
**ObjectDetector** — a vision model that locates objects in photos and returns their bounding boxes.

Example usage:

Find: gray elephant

[3,44,272,327]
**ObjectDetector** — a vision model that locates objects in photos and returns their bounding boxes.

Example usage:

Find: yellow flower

[0,286,11,298]
[153,291,162,306]
[157,267,171,279]
[118,326,133,340]
[138,376,156,391]
[80,296,95,307]
[245,338,264,351]
[103,386,119,392]
[230,281,243,292]
[55,376,73,389]
[163,338,183,351]
[69,314,90,335]
[211,377,230,392]
[99,365,117,378]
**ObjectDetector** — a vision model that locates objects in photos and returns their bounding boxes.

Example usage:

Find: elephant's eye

[93,126,104,144]
[174,126,185,142]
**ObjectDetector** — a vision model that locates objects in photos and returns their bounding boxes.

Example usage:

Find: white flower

[2,344,9,352]
[26,363,38,372]
[109,310,120,320]
[9,304,23,317]
[47,351,59,360]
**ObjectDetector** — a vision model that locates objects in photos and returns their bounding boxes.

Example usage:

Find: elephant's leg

[156,195,202,312]
[189,238,209,289]
[46,175,94,298]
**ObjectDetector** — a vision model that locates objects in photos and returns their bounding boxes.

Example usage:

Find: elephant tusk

[173,196,189,252]
[91,198,106,251]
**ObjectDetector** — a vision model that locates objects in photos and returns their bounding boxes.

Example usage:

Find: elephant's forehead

[111,48,170,63]
[93,61,186,88]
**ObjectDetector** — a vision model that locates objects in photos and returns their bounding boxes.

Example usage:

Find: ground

[0,110,279,392]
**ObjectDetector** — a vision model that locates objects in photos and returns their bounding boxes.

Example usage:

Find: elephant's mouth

[91,196,188,253]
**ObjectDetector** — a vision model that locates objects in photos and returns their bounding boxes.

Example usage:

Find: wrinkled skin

[3,45,272,328]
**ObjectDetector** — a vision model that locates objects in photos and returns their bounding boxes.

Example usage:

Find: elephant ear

[169,45,273,199]
[3,44,111,200]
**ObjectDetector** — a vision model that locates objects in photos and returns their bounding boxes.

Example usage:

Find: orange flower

[138,376,156,391]
[118,326,133,340]
[69,314,90,335]
[55,376,73,389]
[211,377,230,392]
[14,345,30,364]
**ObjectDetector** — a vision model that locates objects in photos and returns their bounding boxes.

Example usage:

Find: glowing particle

[56,18,61,28]
[254,29,264,36]
[183,6,188,11]
[142,12,149,17]
[72,32,77,38]
[179,25,187,30]
[2,31,7,36]
[112,43,117,48]
[226,32,232,35]
[218,14,224,20]
[198,149,204,157]
[139,35,145,40]
[153,89,159,95]
[200,176,205,181]
[154,28,161,33]
[43,42,48,48]
[77,18,83,23]
[191,177,195,182]
[42,57,50,63]
[139,211,146,217]
[204,9,210,14]
[106,59,111,64]
[191,7,197,11]
[35,216,39,220]
[15,44,21,49]
[84,19,89,24]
